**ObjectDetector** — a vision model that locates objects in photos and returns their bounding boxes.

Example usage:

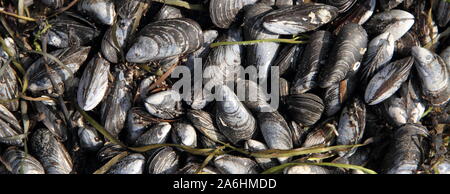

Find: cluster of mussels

[0,0,449,174]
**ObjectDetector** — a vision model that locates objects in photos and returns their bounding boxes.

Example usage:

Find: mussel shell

[154,5,183,21]
[257,111,293,163]
[412,47,450,106]
[0,104,24,146]
[78,126,104,152]
[40,0,65,9]
[213,155,260,174]
[171,122,197,148]
[285,93,324,126]
[319,23,367,88]
[215,85,257,144]
[381,124,430,174]
[101,67,133,138]
[45,15,100,48]
[186,109,228,146]
[331,0,376,35]
[394,32,421,57]
[235,79,274,113]
[26,46,91,92]
[365,9,415,41]
[106,153,145,174]
[147,147,179,174]
[101,0,150,63]
[383,78,425,127]
[364,57,414,105]
[436,0,450,27]
[176,163,219,174]
[209,0,258,29]
[34,102,68,141]
[283,165,331,174]
[144,89,183,119]
[244,139,278,170]
[292,30,332,93]
[262,3,339,35]
[77,53,110,111]
[302,119,337,148]
[126,18,203,63]
[0,63,19,112]
[125,107,157,144]
[325,0,357,13]
[336,98,366,157]
[1,147,45,174]
[379,0,404,11]
[360,32,395,85]
[30,128,73,174]
[78,0,116,25]
[134,122,172,146]
[96,142,126,163]
[243,3,279,83]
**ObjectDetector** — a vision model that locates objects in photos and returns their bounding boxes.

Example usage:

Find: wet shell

[235,79,274,113]
[275,44,302,77]
[0,63,19,112]
[365,9,415,41]
[412,47,450,106]
[154,5,183,21]
[77,53,110,111]
[325,0,357,13]
[285,93,324,126]
[101,67,133,138]
[284,165,331,174]
[30,128,73,174]
[134,122,172,146]
[26,46,91,92]
[258,111,293,163]
[262,3,339,35]
[243,3,279,83]
[379,0,404,11]
[336,98,366,157]
[45,15,100,48]
[360,32,395,85]
[106,153,145,174]
[171,122,197,148]
[34,102,67,141]
[364,57,414,105]
[323,76,358,116]
[331,0,376,35]
[0,104,24,146]
[40,0,64,8]
[78,126,103,152]
[125,107,157,144]
[319,23,367,88]
[209,0,258,29]
[147,147,179,174]
[394,31,420,58]
[244,139,278,170]
[215,85,257,144]
[383,79,425,127]
[302,119,337,148]
[144,89,183,119]
[126,18,203,63]
[96,143,126,163]
[202,27,243,104]
[381,124,429,174]
[101,0,150,63]
[177,163,219,174]
[436,0,450,27]
[78,0,116,25]
[186,109,228,146]
[2,147,45,174]
[213,155,260,174]
[292,30,332,93]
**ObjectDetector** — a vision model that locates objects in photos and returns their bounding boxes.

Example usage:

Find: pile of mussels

[0,0,449,174]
